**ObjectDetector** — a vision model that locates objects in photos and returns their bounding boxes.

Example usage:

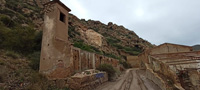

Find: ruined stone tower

[39,0,72,79]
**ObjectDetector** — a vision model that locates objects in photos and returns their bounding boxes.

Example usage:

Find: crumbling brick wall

[72,48,80,72]
[71,47,120,75]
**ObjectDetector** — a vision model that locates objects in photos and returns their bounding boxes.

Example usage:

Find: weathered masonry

[40,0,120,80]
[39,0,72,79]
[138,43,200,90]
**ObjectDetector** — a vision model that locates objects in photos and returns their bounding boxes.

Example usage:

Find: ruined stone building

[139,43,193,68]
[40,0,120,80]
[137,43,200,90]
[40,0,72,79]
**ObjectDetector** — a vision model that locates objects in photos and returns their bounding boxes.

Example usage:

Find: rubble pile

[67,69,108,90]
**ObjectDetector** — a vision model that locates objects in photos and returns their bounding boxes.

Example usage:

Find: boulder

[85,29,103,47]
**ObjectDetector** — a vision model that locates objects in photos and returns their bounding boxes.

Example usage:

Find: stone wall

[146,68,166,90]
[146,64,184,90]
[127,56,139,68]
[70,47,120,75]
[149,57,179,85]
[150,43,192,55]
[138,43,193,69]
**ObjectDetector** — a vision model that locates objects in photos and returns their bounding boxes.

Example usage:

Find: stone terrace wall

[149,57,179,85]
[71,47,120,74]
[146,64,184,90]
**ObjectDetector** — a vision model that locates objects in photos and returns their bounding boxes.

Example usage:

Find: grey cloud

[62,0,200,46]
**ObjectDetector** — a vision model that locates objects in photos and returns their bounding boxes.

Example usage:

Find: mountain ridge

[192,45,200,51]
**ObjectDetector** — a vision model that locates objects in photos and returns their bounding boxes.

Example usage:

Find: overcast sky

[61,0,200,46]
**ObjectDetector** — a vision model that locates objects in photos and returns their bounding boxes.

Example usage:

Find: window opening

[60,12,65,23]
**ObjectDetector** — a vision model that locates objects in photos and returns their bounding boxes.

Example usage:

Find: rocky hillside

[68,14,152,59]
[0,0,152,60]
[0,0,153,89]
[0,50,70,89]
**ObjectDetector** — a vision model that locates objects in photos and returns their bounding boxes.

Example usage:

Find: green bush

[6,0,22,11]
[97,64,116,81]
[0,8,16,17]
[28,52,40,70]
[112,44,123,49]
[5,27,35,54]
[0,23,42,54]
[104,53,120,60]
[73,41,102,54]
[106,37,121,44]
[0,15,16,27]
[122,46,142,56]
[74,42,93,52]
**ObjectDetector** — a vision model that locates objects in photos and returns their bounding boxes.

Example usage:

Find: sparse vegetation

[97,63,116,81]
[5,51,20,59]
[122,46,143,56]
[68,25,80,38]
[28,52,41,70]
[104,52,121,60]
[0,15,16,27]
[73,41,103,54]
[106,37,121,44]
[0,22,42,55]
[119,60,131,69]
[112,44,123,49]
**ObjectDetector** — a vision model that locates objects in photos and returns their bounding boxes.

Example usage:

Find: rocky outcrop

[68,14,153,59]
[84,29,103,47]
[35,0,50,8]
[22,8,33,14]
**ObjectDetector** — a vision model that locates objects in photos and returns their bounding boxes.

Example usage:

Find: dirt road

[95,69,161,90]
